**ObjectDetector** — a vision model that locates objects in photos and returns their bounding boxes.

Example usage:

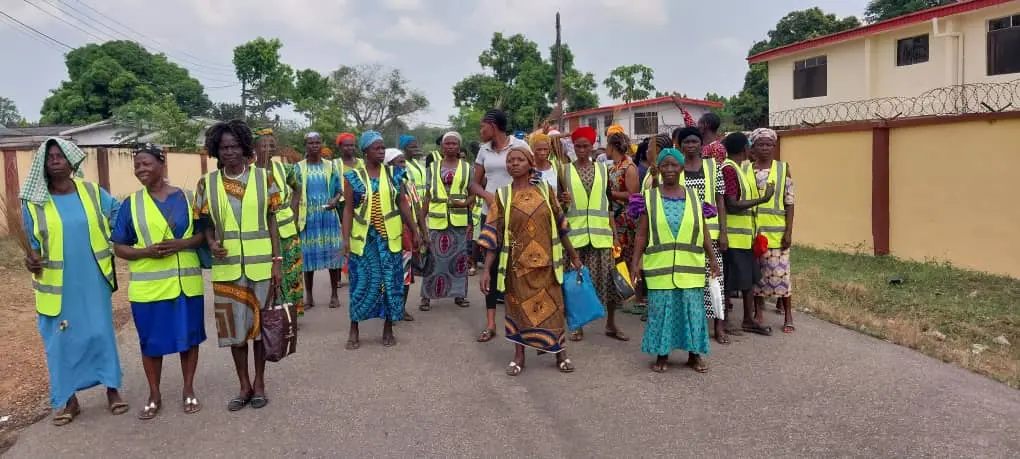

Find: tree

[40,41,211,125]
[112,94,205,149]
[865,0,942,23]
[730,8,860,128]
[448,106,484,152]
[233,38,294,123]
[603,64,656,105]
[293,68,331,122]
[328,64,429,131]
[0,97,25,126]
[703,92,740,133]
[452,33,599,131]
[208,102,244,121]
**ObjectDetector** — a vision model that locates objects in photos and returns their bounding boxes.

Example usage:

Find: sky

[0,0,868,126]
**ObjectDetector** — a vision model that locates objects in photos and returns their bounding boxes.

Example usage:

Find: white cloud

[383,0,423,11]
[351,41,391,61]
[383,16,458,45]
[713,37,746,57]
[466,0,668,33]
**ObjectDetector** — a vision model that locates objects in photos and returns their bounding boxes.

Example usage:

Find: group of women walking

[22,109,795,425]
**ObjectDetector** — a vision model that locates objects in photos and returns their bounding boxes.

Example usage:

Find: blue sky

[0,0,867,126]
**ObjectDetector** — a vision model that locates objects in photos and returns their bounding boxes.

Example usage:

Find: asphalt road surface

[7,272,1020,458]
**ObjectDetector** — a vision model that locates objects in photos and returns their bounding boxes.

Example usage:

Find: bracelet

[272,256,283,262]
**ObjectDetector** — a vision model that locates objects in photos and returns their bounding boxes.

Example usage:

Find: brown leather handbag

[260,285,297,362]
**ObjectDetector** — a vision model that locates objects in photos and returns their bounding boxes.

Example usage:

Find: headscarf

[749,128,777,144]
[547,129,561,136]
[335,132,356,146]
[656,147,684,166]
[398,134,416,151]
[513,130,526,140]
[441,131,462,143]
[384,148,404,166]
[359,130,384,151]
[571,126,596,144]
[508,144,535,166]
[20,138,87,205]
[606,124,625,136]
[253,128,273,141]
[305,131,322,141]
[132,143,166,162]
[528,132,550,152]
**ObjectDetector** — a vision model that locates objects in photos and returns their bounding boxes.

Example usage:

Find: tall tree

[40,41,211,125]
[112,94,206,149]
[865,0,943,23]
[603,64,656,105]
[0,97,25,126]
[293,68,332,122]
[729,8,860,128]
[208,102,245,121]
[328,64,429,131]
[233,37,294,123]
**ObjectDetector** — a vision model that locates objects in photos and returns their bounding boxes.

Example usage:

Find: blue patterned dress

[343,168,406,322]
[640,197,710,357]
[290,161,343,272]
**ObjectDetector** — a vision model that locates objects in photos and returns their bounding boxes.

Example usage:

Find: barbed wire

[770,79,1019,128]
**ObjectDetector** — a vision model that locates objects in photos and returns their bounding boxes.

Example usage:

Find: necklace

[224,165,248,181]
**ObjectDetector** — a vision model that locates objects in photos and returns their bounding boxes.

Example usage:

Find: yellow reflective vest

[332,157,364,203]
[642,187,705,290]
[348,167,403,255]
[495,184,564,292]
[205,168,273,282]
[564,162,613,249]
[294,159,339,233]
[406,159,426,193]
[426,159,470,230]
[754,160,788,248]
[127,188,204,302]
[270,160,297,239]
[723,158,760,250]
[679,158,721,240]
[27,180,116,316]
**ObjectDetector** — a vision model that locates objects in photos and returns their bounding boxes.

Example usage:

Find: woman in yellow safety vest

[418,131,473,311]
[194,120,283,412]
[255,128,305,317]
[21,138,129,425]
[630,147,720,374]
[341,131,421,349]
[478,145,583,376]
[749,128,796,334]
[564,126,628,343]
[383,147,424,322]
[111,144,206,419]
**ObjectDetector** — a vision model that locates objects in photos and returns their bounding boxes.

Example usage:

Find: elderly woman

[22,138,127,426]
[749,128,796,334]
[630,147,720,373]
[255,129,304,317]
[528,132,561,192]
[400,134,427,193]
[341,132,420,349]
[195,120,283,411]
[384,147,424,321]
[112,144,206,419]
[478,144,583,376]
[606,130,638,276]
[290,132,344,309]
[419,131,473,310]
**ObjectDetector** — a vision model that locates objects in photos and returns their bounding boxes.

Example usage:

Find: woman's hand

[558,191,572,207]
[718,232,729,253]
[342,238,351,258]
[781,232,792,251]
[25,252,43,276]
[479,270,491,296]
[629,263,642,287]
[761,182,776,201]
[448,198,468,209]
[209,240,228,259]
[271,261,283,288]
[709,259,721,279]
[569,256,582,272]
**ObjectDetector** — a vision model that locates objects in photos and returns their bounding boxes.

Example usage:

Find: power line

[0,9,73,50]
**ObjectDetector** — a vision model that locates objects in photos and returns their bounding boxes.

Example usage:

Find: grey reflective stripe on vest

[32,280,61,295]
[757,161,787,216]
[564,163,610,219]
[273,162,289,201]
[646,187,704,259]
[131,266,203,281]
[353,168,369,226]
[221,230,271,239]
[81,182,110,241]
[212,254,276,266]
[253,168,268,232]
[277,213,295,227]
[133,190,154,247]
[33,202,49,258]
[208,171,223,232]
[726,160,754,216]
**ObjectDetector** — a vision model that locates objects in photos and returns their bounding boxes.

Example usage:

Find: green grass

[792,245,1020,388]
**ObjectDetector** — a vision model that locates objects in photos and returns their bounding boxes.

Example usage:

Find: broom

[0,193,39,277]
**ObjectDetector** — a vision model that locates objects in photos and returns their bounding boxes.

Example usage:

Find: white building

[561,95,724,144]
[60,118,216,147]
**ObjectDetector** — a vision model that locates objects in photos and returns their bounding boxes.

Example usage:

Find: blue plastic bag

[563,266,606,331]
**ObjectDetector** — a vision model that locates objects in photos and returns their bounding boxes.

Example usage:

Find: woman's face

[573,138,593,161]
[305,136,322,158]
[532,141,550,161]
[658,156,682,186]
[44,144,71,181]
[405,141,420,157]
[505,149,531,179]
[479,121,494,142]
[441,137,460,156]
[365,141,386,165]
[339,139,356,157]
[389,155,407,169]
[752,138,776,161]
[133,153,164,187]
[218,132,245,168]
[257,136,277,157]
[680,135,702,156]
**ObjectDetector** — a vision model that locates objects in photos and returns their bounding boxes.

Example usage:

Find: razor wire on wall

[769,79,1019,128]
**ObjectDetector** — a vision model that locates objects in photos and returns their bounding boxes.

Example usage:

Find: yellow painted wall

[889,118,1020,278]
[780,131,874,252]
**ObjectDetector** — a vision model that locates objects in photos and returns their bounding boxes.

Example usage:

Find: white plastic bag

[708,277,724,320]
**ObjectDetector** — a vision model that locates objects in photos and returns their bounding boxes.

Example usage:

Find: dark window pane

[988,27,1020,75]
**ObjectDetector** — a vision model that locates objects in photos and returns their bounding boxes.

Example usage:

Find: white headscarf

[384,148,404,165]
[441,131,462,143]
[749,128,777,144]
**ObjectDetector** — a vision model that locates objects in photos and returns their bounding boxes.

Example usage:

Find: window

[586,116,599,131]
[633,112,659,136]
[896,34,929,66]
[793,55,827,99]
[988,15,1020,76]
[603,114,614,132]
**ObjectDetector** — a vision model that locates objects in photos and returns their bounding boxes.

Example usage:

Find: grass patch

[793,245,1020,388]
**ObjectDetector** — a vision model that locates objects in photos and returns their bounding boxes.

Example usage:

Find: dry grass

[0,238,133,453]
[793,246,1020,389]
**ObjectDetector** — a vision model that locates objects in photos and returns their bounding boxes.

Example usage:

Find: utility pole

[554,12,564,128]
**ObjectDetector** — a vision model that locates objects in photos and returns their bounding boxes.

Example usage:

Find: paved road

[7,272,1020,458]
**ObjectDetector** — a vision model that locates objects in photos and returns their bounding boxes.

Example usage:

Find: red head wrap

[571,126,596,144]
[336,132,356,146]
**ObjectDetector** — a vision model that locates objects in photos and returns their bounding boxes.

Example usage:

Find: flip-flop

[402,311,415,321]
[742,323,773,336]
[109,400,130,416]
[382,335,397,347]
[687,359,709,373]
[557,358,575,373]
[329,297,341,309]
[505,361,524,376]
[604,329,630,341]
[569,330,584,342]
[455,298,470,308]
[783,324,796,334]
[52,405,81,426]
[227,394,251,411]
[715,334,731,345]
[345,339,360,350]
[650,362,668,373]
[419,300,431,311]
[477,328,496,342]
[250,395,268,410]
[183,396,201,414]
[137,400,161,420]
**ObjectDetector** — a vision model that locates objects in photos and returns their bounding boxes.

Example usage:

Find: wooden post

[3,149,20,228]
[871,126,891,256]
[96,147,111,192]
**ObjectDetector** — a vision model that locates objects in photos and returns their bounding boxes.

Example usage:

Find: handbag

[412,248,434,276]
[612,261,635,300]
[260,285,297,362]
[563,266,606,331]
[753,233,769,258]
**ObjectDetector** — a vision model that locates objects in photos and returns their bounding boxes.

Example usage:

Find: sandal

[687,356,708,373]
[783,323,796,334]
[604,328,630,341]
[556,358,575,373]
[569,329,584,342]
[250,394,268,409]
[419,299,431,311]
[183,396,202,414]
[137,400,161,420]
[329,297,341,309]
[477,328,496,343]
[52,405,81,426]
[505,361,524,376]
[345,339,360,350]
[382,334,397,347]
[108,400,129,416]
[455,297,470,308]
[742,322,773,336]
[650,361,668,373]
[227,393,251,412]
[468,267,477,276]
[402,310,414,322]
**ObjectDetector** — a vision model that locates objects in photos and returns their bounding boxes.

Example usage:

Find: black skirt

[723,248,760,293]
